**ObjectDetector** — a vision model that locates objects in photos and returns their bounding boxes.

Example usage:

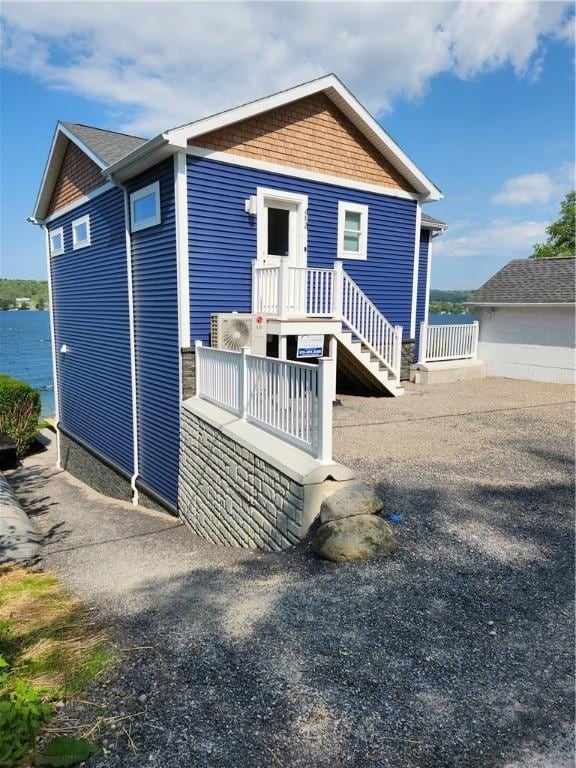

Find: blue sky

[1,1,574,289]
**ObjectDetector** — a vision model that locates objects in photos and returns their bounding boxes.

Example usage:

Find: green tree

[36,297,45,311]
[531,191,575,259]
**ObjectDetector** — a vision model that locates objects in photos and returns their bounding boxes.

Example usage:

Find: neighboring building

[468,258,575,384]
[30,74,445,542]
[15,297,31,307]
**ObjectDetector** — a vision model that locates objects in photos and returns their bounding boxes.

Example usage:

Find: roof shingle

[468,258,575,305]
[61,122,147,167]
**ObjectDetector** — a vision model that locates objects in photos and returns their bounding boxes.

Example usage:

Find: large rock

[313,515,397,563]
[320,481,384,523]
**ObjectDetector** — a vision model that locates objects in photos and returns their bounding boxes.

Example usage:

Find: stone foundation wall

[59,429,133,502]
[181,347,196,400]
[401,340,415,381]
[179,408,305,551]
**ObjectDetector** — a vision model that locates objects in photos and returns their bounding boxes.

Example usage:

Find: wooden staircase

[335,329,404,396]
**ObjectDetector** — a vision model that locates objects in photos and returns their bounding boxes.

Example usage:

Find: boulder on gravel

[313,515,397,563]
[320,481,384,523]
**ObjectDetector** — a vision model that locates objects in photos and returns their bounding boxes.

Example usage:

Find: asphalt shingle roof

[421,212,447,229]
[61,122,147,167]
[468,258,575,304]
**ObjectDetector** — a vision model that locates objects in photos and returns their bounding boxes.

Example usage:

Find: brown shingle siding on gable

[47,142,106,216]
[189,93,416,193]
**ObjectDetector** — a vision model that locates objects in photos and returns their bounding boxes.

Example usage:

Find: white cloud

[433,218,549,261]
[492,173,561,206]
[1,1,573,136]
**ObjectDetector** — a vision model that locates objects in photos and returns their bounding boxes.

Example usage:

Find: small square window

[72,215,91,250]
[130,181,161,232]
[338,202,368,260]
[50,227,64,256]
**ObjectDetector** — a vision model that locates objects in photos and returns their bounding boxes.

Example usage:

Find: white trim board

[186,146,422,201]
[174,152,191,352]
[42,182,115,225]
[44,226,61,468]
[410,204,422,338]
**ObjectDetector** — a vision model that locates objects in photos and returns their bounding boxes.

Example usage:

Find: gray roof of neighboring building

[61,122,147,167]
[421,212,447,229]
[468,258,576,305]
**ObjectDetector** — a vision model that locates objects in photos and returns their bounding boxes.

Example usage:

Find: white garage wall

[474,306,576,384]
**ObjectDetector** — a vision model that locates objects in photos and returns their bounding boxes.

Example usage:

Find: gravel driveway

[7,378,574,768]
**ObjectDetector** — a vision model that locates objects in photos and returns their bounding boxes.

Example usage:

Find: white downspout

[114,183,140,505]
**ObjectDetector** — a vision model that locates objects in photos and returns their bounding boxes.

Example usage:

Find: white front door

[257,188,308,316]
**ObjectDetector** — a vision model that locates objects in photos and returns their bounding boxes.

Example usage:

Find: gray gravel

[7,378,575,768]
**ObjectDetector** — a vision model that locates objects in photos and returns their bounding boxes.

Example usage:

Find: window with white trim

[49,227,64,256]
[338,201,368,260]
[130,181,161,232]
[72,214,91,250]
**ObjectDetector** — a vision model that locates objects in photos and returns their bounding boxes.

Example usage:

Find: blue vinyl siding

[187,157,417,344]
[128,159,179,508]
[49,187,134,473]
[415,228,431,361]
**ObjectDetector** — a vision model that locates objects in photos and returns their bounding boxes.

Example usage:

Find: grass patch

[37,420,50,431]
[0,566,113,766]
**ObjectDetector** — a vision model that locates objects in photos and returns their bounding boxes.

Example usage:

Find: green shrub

[0,375,41,458]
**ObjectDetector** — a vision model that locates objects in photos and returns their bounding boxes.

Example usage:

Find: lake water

[0,310,475,418]
[0,311,54,416]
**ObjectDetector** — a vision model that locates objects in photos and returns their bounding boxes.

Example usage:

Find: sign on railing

[195,342,334,462]
[419,321,479,363]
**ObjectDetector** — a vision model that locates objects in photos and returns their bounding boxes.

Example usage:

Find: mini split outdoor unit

[211,313,268,356]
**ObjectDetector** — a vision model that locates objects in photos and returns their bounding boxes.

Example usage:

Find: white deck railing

[419,321,479,363]
[252,260,402,379]
[340,265,402,379]
[195,342,334,462]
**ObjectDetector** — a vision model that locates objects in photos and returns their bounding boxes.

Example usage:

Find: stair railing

[334,262,402,380]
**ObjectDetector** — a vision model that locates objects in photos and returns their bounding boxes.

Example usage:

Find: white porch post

[328,334,338,401]
[471,321,479,359]
[332,261,343,320]
[394,325,403,379]
[418,321,428,364]
[194,340,203,397]
[239,346,250,420]
[317,357,334,463]
[251,260,258,313]
[278,336,288,360]
[278,259,289,319]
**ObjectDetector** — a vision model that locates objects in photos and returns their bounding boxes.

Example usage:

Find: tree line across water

[0,279,48,310]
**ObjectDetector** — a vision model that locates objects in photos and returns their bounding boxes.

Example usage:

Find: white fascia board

[105,133,173,182]
[186,146,422,201]
[58,123,107,169]
[167,74,442,201]
[41,182,115,225]
[33,123,108,221]
[420,220,447,231]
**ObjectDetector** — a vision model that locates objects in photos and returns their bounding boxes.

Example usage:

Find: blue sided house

[31,74,446,549]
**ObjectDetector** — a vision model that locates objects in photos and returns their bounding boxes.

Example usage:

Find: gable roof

[106,74,443,200]
[32,122,146,221]
[468,258,576,305]
[33,74,443,221]
[61,122,147,166]
[421,212,447,230]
